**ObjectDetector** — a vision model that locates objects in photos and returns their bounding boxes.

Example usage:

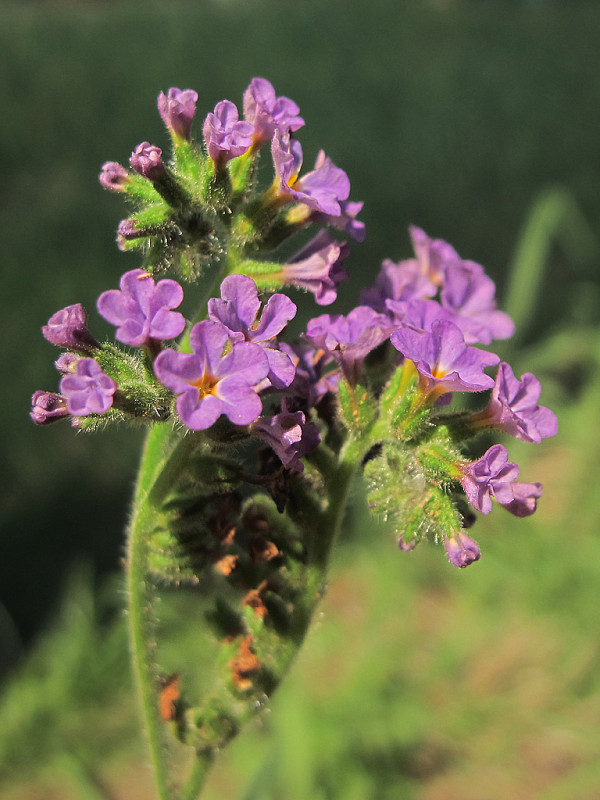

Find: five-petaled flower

[390,319,499,400]
[97,269,186,348]
[271,131,350,217]
[154,320,270,430]
[243,77,304,148]
[471,362,558,443]
[59,358,117,416]
[208,275,296,389]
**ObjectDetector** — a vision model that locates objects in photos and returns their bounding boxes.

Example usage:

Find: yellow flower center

[190,373,219,399]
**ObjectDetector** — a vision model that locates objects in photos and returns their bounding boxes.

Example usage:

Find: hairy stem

[126,423,198,800]
[179,752,215,800]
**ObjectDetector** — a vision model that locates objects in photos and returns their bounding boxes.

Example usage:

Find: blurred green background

[2,0,600,798]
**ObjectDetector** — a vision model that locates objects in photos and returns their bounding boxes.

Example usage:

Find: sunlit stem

[126,426,200,800]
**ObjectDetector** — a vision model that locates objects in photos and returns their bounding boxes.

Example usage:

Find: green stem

[127,506,172,798]
[311,442,362,569]
[126,424,200,800]
[179,752,215,800]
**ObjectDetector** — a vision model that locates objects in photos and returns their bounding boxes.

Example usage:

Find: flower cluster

[32,78,556,569]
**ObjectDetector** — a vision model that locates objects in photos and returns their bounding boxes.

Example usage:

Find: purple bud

[30,391,69,425]
[116,219,144,251]
[59,358,117,416]
[158,87,198,140]
[397,533,417,551]
[444,532,481,568]
[98,161,130,192]
[55,352,80,374]
[42,304,99,352]
[130,142,167,182]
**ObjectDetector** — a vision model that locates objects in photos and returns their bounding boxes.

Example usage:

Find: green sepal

[229,150,256,196]
[233,201,296,255]
[94,344,173,422]
[378,363,429,439]
[379,362,416,416]
[119,203,171,247]
[94,342,150,387]
[233,259,284,293]
[337,379,377,438]
[422,487,463,541]
[172,139,205,191]
[417,425,464,481]
[204,163,233,211]
[124,173,164,203]
[417,444,462,482]
[364,441,428,544]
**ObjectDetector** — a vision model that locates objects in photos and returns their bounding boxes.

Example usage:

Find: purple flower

[154,320,269,430]
[311,200,366,242]
[390,319,499,399]
[208,275,296,389]
[158,87,198,140]
[97,269,186,347]
[272,132,350,217]
[281,230,349,305]
[203,100,253,166]
[472,362,558,443]
[130,142,167,182]
[409,225,461,286]
[42,304,99,352]
[54,353,80,374]
[98,162,130,192]
[441,263,514,344]
[385,298,451,331]
[30,391,69,425]
[460,444,519,514]
[361,258,438,313]
[243,78,304,146]
[305,305,391,385]
[281,341,339,408]
[59,358,117,416]
[444,532,481,568]
[250,399,320,472]
[502,482,543,517]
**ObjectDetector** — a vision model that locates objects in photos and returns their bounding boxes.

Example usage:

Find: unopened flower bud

[30,391,68,425]
[55,352,80,374]
[99,161,130,192]
[130,142,167,182]
[42,304,99,352]
[444,532,481,568]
